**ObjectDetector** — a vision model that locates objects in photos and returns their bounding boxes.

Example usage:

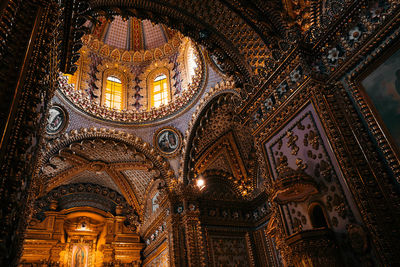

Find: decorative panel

[143,244,169,267]
[105,16,129,49]
[208,233,251,267]
[142,20,167,50]
[263,104,360,235]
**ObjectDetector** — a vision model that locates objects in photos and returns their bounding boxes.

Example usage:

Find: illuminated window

[186,45,198,82]
[151,74,169,108]
[104,76,123,110]
[152,192,160,213]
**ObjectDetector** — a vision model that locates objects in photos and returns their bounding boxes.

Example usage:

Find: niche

[309,203,328,228]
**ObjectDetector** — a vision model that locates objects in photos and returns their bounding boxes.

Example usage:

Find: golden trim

[142,240,168,266]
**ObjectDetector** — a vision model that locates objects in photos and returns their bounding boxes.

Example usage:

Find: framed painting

[46,104,68,135]
[352,41,400,177]
[360,48,400,150]
[153,126,183,158]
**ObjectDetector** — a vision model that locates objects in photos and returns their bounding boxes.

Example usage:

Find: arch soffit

[142,178,166,221]
[201,170,243,200]
[180,79,241,182]
[39,128,177,213]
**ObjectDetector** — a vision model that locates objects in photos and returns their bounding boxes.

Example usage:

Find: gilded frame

[348,39,400,180]
[45,104,69,136]
[153,126,183,158]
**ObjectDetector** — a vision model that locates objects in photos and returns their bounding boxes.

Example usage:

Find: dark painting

[362,48,400,149]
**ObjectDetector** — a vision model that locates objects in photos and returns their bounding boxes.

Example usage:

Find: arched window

[104,76,123,110]
[186,44,198,83]
[151,74,169,108]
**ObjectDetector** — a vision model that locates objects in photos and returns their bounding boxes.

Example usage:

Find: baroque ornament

[38,127,177,190]
[57,39,206,125]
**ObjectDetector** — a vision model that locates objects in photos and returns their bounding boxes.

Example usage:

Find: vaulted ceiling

[39,129,176,216]
[61,0,344,88]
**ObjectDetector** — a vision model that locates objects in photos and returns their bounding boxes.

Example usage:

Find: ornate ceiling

[89,16,177,52]
[1,0,400,265]
[58,27,206,125]
[39,128,177,216]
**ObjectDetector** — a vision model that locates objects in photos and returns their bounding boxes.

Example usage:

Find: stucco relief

[209,236,250,267]
[264,104,360,235]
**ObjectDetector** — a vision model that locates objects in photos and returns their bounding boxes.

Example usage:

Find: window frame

[101,69,127,110]
[147,67,171,110]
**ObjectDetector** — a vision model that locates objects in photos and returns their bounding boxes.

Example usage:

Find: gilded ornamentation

[57,41,206,125]
[82,31,182,63]
[286,131,299,155]
[2,0,400,265]
[37,128,177,210]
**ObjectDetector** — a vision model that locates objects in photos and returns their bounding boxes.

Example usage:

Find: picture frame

[350,40,400,175]
[46,104,68,135]
[153,126,183,158]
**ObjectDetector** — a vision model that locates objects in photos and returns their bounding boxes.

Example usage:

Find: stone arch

[200,170,243,201]
[32,183,141,232]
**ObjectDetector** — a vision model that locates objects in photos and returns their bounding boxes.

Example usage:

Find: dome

[57,16,206,125]
[90,16,177,52]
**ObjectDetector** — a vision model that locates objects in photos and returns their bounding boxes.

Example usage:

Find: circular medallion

[154,127,183,157]
[206,51,226,77]
[46,105,68,135]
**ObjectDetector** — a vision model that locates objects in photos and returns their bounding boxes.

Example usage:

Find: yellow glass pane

[105,77,123,110]
[151,75,169,108]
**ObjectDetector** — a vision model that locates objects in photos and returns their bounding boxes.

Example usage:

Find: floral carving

[286,131,299,155]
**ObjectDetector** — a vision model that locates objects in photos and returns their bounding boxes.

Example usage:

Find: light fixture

[196,176,205,189]
[77,223,88,231]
